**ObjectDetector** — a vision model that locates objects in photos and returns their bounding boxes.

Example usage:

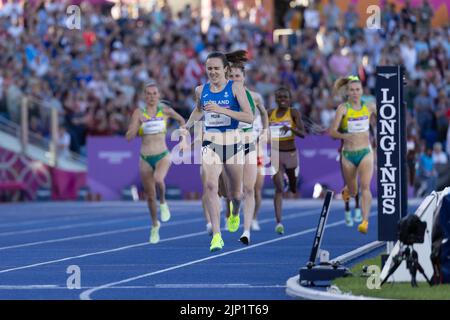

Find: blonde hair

[333,76,361,99]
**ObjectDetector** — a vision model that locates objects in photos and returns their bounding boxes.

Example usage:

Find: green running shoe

[275,223,284,234]
[149,221,160,244]
[228,214,240,232]
[160,203,171,222]
[210,233,224,252]
[345,210,354,227]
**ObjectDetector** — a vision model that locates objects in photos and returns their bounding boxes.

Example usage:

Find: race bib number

[141,119,166,135]
[205,112,231,127]
[270,123,292,139]
[347,117,369,133]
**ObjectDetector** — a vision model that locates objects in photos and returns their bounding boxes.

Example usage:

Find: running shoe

[240,230,250,245]
[210,233,224,252]
[149,221,160,244]
[228,214,240,232]
[353,208,362,223]
[357,220,369,234]
[344,210,354,227]
[251,219,261,231]
[206,222,212,236]
[160,203,171,222]
[275,223,284,234]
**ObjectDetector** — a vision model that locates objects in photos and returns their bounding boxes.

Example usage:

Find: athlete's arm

[203,82,253,123]
[163,105,186,128]
[290,109,306,138]
[125,108,141,141]
[184,85,204,132]
[368,101,377,148]
[368,101,377,118]
[163,104,188,144]
[328,104,348,140]
[253,91,269,130]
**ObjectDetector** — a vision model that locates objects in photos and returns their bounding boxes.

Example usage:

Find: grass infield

[333,255,450,300]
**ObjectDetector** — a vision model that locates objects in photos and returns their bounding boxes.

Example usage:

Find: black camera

[398,215,427,245]
[382,214,432,287]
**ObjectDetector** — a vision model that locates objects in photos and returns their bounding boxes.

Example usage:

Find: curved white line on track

[80,210,378,300]
[0,284,286,290]
[79,220,349,300]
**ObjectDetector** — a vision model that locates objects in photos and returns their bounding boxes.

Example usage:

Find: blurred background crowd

[0,0,449,195]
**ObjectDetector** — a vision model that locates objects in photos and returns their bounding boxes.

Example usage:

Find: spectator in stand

[432,142,450,190]
[416,147,438,196]
[0,0,446,189]
[57,124,71,159]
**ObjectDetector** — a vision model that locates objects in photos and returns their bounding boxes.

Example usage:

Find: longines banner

[376,66,407,241]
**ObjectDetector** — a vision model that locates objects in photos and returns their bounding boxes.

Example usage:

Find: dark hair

[275,86,292,99]
[229,62,246,76]
[206,50,248,68]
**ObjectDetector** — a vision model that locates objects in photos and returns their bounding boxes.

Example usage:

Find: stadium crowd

[0,0,449,194]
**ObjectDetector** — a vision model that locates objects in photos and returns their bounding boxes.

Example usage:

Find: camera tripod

[380,244,432,287]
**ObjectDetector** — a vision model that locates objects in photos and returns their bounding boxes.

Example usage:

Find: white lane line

[0,284,285,290]
[0,202,319,232]
[0,217,206,252]
[0,204,205,229]
[0,285,59,290]
[0,217,147,237]
[0,230,205,274]
[79,218,351,300]
[153,283,286,289]
[0,206,321,252]
[0,210,146,229]
[0,208,321,273]
[0,201,320,226]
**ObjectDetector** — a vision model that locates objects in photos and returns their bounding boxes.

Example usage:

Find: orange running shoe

[358,220,369,234]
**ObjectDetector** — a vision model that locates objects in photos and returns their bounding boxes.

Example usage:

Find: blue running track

[0,200,419,300]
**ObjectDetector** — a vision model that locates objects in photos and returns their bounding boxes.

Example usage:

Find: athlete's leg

[357,152,374,223]
[343,185,351,211]
[272,168,284,225]
[285,168,297,194]
[140,159,158,225]
[353,188,362,222]
[341,155,359,197]
[223,165,243,214]
[153,153,171,204]
[153,153,172,222]
[340,155,351,214]
[253,165,264,229]
[241,148,257,242]
[220,143,244,234]
[223,144,244,211]
[219,172,232,219]
[140,159,159,243]
[202,148,223,237]
[201,166,212,235]
[341,155,359,227]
